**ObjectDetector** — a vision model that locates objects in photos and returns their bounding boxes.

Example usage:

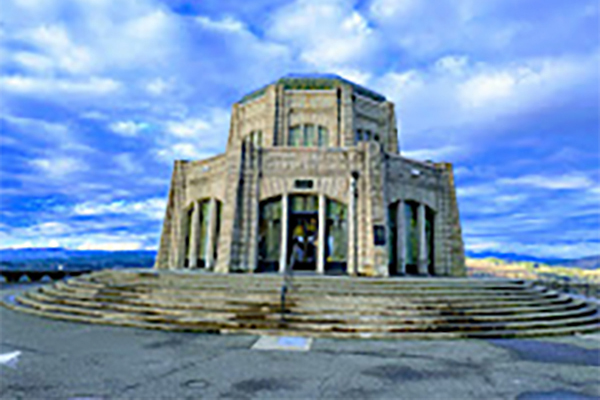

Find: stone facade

[155,74,465,277]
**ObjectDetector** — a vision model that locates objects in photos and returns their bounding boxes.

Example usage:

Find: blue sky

[0,0,598,258]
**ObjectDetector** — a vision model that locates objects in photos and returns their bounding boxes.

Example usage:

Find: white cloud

[499,173,594,190]
[457,184,497,198]
[155,108,230,162]
[330,68,372,86]
[434,55,469,75]
[30,157,84,178]
[375,52,599,151]
[166,118,212,138]
[145,77,172,95]
[3,115,69,137]
[73,198,166,220]
[459,72,515,108]
[113,153,141,174]
[370,0,417,19]
[21,24,93,74]
[0,75,121,96]
[196,15,246,33]
[76,241,143,251]
[109,120,148,137]
[267,1,377,70]
[402,145,461,161]
[12,51,54,72]
[156,143,217,163]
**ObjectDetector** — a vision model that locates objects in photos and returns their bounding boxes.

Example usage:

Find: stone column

[317,194,326,274]
[396,200,406,275]
[279,193,289,273]
[204,198,217,270]
[188,200,200,269]
[417,203,428,275]
[348,172,359,275]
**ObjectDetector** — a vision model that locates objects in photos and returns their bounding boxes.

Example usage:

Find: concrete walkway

[1,284,599,399]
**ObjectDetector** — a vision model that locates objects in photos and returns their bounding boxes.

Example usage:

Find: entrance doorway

[288,195,318,271]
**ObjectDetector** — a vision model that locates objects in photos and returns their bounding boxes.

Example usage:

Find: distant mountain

[465,251,566,265]
[466,251,600,270]
[549,255,600,270]
[0,248,156,271]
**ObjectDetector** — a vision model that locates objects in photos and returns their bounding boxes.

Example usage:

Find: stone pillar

[204,198,217,270]
[188,200,200,269]
[396,200,406,275]
[348,172,359,275]
[279,193,289,273]
[317,194,326,274]
[417,203,428,275]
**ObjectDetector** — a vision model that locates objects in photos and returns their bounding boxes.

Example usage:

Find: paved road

[1,284,599,399]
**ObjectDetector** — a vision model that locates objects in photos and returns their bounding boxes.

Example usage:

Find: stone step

[5,294,599,339]
[32,285,586,318]
[85,271,531,288]
[41,283,569,310]
[24,290,597,325]
[3,270,598,339]
[13,293,599,334]
[61,276,551,296]
[61,279,550,299]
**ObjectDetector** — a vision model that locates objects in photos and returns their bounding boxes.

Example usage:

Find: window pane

[355,129,362,143]
[326,199,347,262]
[290,195,317,212]
[213,201,221,260]
[318,126,328,147]
[259,198,282,262]
[305,124,315,147]
[289,126,302,146]
[405,202,418,266]
[198,200,211,260]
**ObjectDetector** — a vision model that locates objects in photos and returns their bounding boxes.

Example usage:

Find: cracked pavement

[1,284,599,399]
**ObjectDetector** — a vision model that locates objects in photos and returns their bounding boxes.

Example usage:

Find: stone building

[155,74,465,277]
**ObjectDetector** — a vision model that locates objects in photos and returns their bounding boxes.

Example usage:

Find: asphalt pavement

[1,284,599,400]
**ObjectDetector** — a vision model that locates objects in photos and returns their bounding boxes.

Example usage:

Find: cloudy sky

[0,0,598,258]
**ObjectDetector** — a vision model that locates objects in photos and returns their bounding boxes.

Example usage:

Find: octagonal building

[155,74,465,277]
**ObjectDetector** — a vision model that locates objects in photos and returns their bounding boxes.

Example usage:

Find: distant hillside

[466,250,566,265]
[0,248,156,270]
[466,251,600,269]
[550,255,600,270]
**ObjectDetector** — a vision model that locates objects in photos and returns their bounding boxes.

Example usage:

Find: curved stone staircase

[3,269,599,339]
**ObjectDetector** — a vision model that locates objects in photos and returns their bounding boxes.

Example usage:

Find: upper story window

[355,129,377,144]
[288,124,329,147]
[318,126,328,147]
[248,130,263,147]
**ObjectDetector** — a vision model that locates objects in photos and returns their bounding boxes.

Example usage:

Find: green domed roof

[240,73,386,103]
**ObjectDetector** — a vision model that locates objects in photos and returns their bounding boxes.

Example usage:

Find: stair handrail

[280,243,298,320]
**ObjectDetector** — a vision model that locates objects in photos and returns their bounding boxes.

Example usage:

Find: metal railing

[280,244,299,320]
